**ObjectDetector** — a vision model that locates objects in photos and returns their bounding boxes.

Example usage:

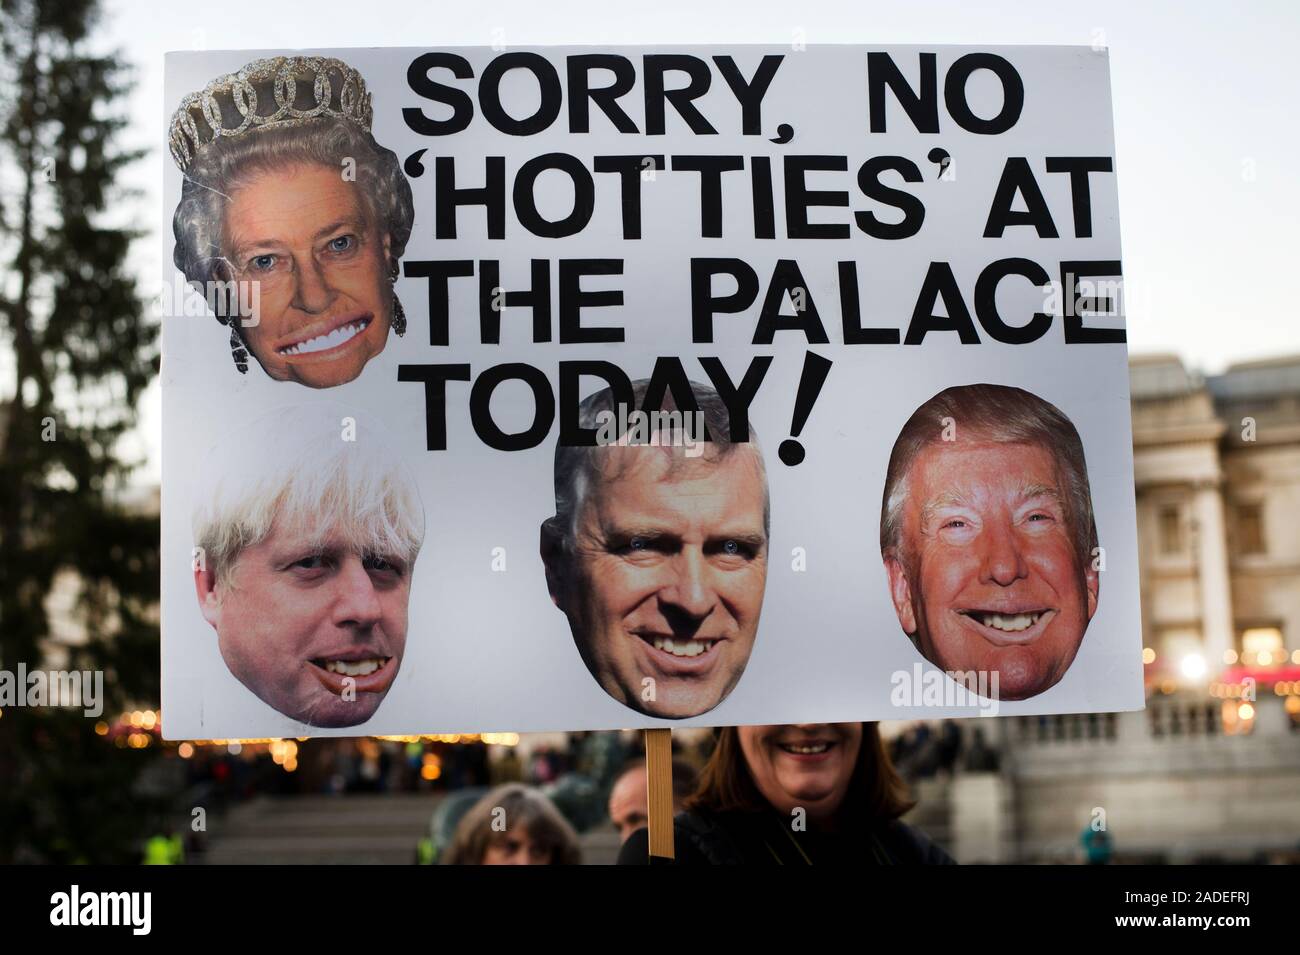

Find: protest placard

[161,44,1142,738]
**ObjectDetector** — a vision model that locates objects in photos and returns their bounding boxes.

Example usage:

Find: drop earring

[391,292,407,337]
[389,262,406,337]
[229,325,248,374]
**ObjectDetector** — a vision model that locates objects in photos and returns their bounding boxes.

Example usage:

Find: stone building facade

[906,354,1300,863]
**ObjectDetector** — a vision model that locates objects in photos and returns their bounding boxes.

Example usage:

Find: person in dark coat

[618,722,954,865]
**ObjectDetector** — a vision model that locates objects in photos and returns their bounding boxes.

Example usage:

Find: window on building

[1158,505,1184,555]
[1236,503,1265,555]
[1240,626,1285,667]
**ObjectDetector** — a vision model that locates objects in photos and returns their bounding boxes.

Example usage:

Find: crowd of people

[440,722,954,865]
[164,720,967,865]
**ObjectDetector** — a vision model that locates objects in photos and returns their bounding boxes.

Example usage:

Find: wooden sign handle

[643,727,675,861]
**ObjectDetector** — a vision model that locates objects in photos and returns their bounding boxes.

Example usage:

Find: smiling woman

[618,723,953,864]
[170,56,414,388]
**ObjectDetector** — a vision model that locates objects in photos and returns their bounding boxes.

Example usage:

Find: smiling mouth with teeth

[313,656,390,677]
[278,316,372,356]
[638,634,719,659]
[777,741,833,755]
[960,610,1049,633]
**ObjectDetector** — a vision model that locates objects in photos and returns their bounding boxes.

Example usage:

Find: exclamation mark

[778,351,833,466]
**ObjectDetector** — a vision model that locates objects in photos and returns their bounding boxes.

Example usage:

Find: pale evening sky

[103,0,1300,481]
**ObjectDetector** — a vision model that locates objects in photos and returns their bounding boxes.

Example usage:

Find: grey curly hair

[171,115,414,323]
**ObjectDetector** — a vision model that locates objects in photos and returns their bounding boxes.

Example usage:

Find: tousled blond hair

[191,404,424,582]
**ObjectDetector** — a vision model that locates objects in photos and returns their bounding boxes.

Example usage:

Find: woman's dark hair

[442,784,582,865]
[686,723,914,820]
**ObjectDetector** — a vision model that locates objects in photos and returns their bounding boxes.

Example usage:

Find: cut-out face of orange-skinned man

[884,435,1098,701]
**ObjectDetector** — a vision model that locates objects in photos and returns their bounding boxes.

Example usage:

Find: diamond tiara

[169,55,373,173]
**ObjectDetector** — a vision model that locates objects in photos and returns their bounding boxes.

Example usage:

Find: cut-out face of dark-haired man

[543,441,769,719]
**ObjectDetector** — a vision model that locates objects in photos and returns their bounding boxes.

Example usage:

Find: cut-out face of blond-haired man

[192,405,423,727]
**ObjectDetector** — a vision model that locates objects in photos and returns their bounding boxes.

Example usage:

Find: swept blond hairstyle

[191,404,424,582]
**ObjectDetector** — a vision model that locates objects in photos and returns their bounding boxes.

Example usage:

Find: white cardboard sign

[161,44,1143,738]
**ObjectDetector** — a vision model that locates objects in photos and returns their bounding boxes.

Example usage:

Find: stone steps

[195,792,624,864]
[198,794,437,865]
